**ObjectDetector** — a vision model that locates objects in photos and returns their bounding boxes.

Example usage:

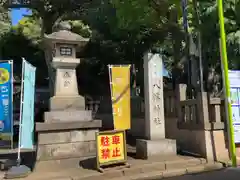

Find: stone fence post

[197,92,209,126]
[175,84,187,122]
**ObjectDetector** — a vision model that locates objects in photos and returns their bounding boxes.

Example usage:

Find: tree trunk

[41,17,56,97]
[44,48,56,97]
[171,8,183,89]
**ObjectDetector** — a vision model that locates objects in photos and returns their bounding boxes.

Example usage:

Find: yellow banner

[96,130,127,167]
[109,65,131,130]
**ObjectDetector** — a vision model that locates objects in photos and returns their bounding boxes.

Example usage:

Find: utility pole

[217,0,237,167]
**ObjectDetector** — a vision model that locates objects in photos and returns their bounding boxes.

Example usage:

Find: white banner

[19,59,36,149]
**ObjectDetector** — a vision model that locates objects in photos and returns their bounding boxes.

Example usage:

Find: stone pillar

[35,28,102,169]
[136,52,176,159]
[176,84,187,123]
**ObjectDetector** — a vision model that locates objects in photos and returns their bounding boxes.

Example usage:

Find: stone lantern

[45,27,88,111]
[35,27,102,170]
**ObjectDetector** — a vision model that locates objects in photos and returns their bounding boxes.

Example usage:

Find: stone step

[34,155,205,173]
[4,162,225,180]
[72,157,210,180]
[12,156,224,180]
[34,156,96,172]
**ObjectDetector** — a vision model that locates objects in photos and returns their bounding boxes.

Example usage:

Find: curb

[71,158,206,180]
[109,163,225,180]
[217,160,232,168]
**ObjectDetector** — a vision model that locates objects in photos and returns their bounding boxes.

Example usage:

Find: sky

[10,8,32,26]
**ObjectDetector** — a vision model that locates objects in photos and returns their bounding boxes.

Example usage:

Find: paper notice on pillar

[230,88,239,105]
[229,70,240,88]
[232,106,240,124]
[234,124,240,143]
[109,65,131,130]
[20,60,36,149]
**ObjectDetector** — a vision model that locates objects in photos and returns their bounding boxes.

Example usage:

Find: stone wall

[164,85,229,162]
[165,116,229,162]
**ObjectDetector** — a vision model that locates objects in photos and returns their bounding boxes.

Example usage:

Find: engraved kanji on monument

[144,53,165,139]
[136,52,176,159]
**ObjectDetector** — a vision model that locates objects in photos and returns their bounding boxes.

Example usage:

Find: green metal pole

[217,0,237,167]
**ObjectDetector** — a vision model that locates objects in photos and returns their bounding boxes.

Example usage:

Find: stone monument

[35,26,102,169]
[136,52,176,159]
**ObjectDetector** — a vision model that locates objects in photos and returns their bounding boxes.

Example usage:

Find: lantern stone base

[44,110,93,123]
[50,96,86,111]
[136,139,177,159]
[35,120,101,169]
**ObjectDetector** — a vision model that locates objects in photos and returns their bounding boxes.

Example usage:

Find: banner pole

[17,59,25,165]
[108,65,115,118]
[5,58,32,179]
[217,0,237,167]
[108,65,113,101]
[9,60,13,149]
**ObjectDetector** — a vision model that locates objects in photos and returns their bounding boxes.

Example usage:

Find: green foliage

[196,0,240,70]
[13,15,42,45]
[0,0,11,37]
[69,20,92,38]
[2,0,240,91]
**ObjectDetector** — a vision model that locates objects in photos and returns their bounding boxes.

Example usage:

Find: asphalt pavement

[151,168,240,180]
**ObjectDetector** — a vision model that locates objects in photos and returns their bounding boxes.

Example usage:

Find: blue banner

[20,60,36,149]
[229,70,240,143]
[0,61,13,148]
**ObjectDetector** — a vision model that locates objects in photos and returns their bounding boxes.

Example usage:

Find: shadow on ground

[0,150,36,171]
